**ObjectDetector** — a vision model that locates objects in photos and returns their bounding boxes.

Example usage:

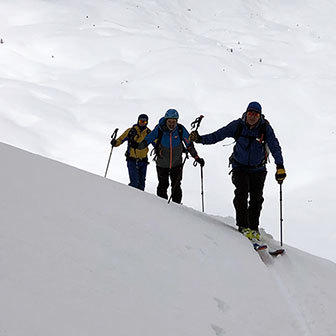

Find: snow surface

[1,2,336,331]
[1,0,336,262]
[1,142,336,336]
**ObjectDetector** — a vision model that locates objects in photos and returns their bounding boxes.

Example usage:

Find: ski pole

[193,160,205,212]
[279,183,283,246]
[200,165,204,212]
[168,115,204,204]
[192,115,205,211]
[104,128,118,178]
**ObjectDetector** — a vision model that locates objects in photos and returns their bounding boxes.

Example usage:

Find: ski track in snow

[266,258,313,336]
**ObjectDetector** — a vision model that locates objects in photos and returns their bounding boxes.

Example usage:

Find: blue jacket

[201,115,284,170]
[145,117,198,168]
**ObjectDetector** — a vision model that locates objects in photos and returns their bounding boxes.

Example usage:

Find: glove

[189,130,202,143]
[195,156,205,167]
[129,140,139,149]
[275,164,286,184]
[110,139,117,147]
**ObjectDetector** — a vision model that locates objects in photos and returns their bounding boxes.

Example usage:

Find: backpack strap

[256,119,269,144]
[177,124,183,141]
[151,124,185,160]
[229,119,270,169]
[155,124,184,147]
[233,122,244,141]
[177,124,186,151]
[234,118,269,143]
[125,126,138,159]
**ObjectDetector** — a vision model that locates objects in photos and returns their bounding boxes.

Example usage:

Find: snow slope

[1,142,335,336]
[1,0,336,263]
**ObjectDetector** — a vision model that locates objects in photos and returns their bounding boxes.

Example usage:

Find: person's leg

[248,170,267,231]
[170,165,183,203]
[156,166,169,200]
[138,161,148,191]
[232,169,250,229]
[127,160,139,189]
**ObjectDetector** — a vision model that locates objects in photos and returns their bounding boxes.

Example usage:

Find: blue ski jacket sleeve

[201,120,240,144]
[201,119,284,168]
[265,123,284,166]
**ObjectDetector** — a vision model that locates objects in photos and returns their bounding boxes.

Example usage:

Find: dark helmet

[164,109,179,119]
[246,101,262,114]
[138,114,148,122]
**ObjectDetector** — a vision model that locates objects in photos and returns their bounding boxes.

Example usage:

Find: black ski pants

[231,168,267,231]
[156,165,183,204]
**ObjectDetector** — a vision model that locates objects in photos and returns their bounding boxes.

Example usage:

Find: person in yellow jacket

[111,114,151,190]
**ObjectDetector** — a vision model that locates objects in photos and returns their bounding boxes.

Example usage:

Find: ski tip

[269,249,285,256]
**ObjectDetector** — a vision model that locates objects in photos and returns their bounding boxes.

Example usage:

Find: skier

[130,109,205,204]
[110,114,151,191]
[189,101,286,240]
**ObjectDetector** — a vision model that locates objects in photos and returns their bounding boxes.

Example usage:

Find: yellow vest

[115,125,150,160]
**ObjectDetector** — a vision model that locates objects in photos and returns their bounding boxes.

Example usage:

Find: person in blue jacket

[130,109,205,204]
[189,101,286,240]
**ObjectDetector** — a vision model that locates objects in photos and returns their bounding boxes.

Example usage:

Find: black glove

[110,139,117,147]
[129,140,139,149]
[195,156,205,167]
[275,164,286,184]
[189,131,202,143]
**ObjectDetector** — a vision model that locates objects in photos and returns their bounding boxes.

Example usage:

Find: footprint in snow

[211,324,226,335]
[213,297,230,313]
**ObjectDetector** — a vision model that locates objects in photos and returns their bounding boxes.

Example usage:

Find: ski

[237,228,284,255]
[253,242,267,251]
[268,248,285,256]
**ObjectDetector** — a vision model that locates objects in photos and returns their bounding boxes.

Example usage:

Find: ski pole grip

[111,128,119,141]
[196,115,204,131]
[191,115,204,131]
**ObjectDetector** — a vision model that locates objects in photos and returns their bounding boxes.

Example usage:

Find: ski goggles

[247,111,261,117]
[138,119,148,125]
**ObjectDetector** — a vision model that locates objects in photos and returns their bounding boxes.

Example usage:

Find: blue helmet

[164,109,179,119]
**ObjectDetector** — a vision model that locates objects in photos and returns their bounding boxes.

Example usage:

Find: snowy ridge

[1,142,335,336]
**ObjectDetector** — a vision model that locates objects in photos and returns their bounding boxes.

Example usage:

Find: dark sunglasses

[247,111,260,117]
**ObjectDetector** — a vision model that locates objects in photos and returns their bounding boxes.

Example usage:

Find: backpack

[157,123,184,145]
[152,123,185,160]
[125,125,151,159]
[229,119,270,167]
[234,118,268,143]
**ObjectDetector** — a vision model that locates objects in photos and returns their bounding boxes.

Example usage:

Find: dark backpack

[125,125,151,159]
[230,119,270,167]
[234,119,269,143]
[152,123,185,159]
[157,123,184,145]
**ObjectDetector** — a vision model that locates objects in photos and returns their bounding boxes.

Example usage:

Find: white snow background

[1,0,336,334]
